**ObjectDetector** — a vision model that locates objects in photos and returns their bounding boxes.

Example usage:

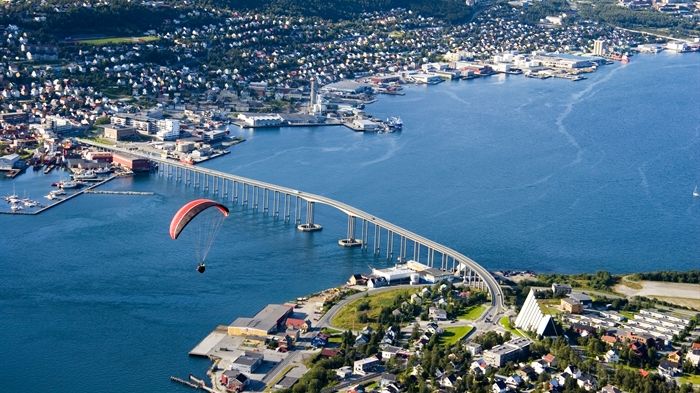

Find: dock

[84,190,154,196]
[189,326,227,357]
[170,375,215,392]
[0,175,119,216]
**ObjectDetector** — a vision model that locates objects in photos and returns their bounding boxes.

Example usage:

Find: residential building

[155,119,180,141]
[552,283,573,296]
[220,370,249,392]
[102,125,137,141]
[354,357,380,375]
[429,307,448,321]
[483,337,532,367]
[593,39,607,56]
[561,297,583,314]
[604,349,619,363]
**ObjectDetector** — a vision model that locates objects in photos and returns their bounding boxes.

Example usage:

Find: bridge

[80,139,505,310]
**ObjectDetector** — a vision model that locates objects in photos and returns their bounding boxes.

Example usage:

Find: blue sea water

[0,53,698,392]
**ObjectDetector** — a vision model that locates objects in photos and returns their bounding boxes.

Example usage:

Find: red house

[220,370,249,392]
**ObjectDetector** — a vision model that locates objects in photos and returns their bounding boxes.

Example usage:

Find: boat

[94,166,112,175]
[45,189,66,200]
[10,203,23,212]
[73,170,97,180]
[694,185,699,198]
[4,185,19,202]
[384,116,403,132]
[22,198,40,208]
[59,180,81,189]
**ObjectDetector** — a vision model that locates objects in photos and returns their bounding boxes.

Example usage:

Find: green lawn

[330,288,416,330]
[679,373,700,386]
[499,316,524,337]
[619,310,635,320]
[79,35,159,45]
[439,326,474,346]
[537,298,562,316]
[458,304,486,321]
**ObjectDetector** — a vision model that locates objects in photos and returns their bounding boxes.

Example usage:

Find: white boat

[22,199,39,207]
[10,203,23,212]
[73,170,97,180]
[59,180,81,189]
[694,185,699,198]
[94,167,112,174]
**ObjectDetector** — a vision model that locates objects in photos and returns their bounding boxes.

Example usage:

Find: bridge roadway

[79,139,505,310]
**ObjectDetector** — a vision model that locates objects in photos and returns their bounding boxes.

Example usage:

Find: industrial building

[237,113,284,128]
[230,351,264,374]
[112,152,150,172]
[0,153,21,170]
[227,304,294,337]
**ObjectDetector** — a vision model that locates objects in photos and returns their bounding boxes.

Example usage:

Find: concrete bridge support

[338,215,362,247]
[297,201,322,232]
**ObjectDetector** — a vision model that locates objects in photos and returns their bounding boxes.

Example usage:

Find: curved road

[80,139,505,312]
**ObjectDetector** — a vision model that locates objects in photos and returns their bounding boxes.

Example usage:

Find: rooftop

[230,304,293,333]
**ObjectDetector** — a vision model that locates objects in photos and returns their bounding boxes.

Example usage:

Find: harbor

[1,174,119,215]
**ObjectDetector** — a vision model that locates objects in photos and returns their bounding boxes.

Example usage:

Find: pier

[170,375,215,392]
[78,139,505,310]
[0,175,118,216]
[84,190,154,196]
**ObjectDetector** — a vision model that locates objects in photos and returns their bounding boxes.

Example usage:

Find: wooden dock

[170,375,215,392]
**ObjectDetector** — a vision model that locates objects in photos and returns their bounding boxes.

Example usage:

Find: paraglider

[170,199,229,273]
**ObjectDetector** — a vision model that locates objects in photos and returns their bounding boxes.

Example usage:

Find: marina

[0,174,118,215]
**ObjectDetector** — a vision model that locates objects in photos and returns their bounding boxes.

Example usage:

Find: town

[181,267,700,393]
[1,1,699,393]
[2,0,700,188]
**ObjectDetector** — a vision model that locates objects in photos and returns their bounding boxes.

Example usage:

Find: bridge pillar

[361,219,369,250]
[373,224,381,256]
[413,241,420,262]
[232,181,238,204]
[242,184,249,208]
[428,249,434,268]
[272,191,280,219]
[283,193,291,223]
[223,179,228,199]
[294,196,302,224]
[253,186,259,210]
[263,189,269,213]
[386,230,394,260]
[297,201,322,232]
[338,215,362,247]
[397,237,406,262]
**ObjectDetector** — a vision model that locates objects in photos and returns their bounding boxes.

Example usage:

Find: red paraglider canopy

[169,199,229,240]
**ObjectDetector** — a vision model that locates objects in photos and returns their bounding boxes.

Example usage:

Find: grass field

[330,288,416,330]
[458,304,486,321]
[78,35,159,45]
[619,310,635,320]
[537,298,562,316]
[500,316,524,337]
[679,373,700,386]
[439,326,474,346]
